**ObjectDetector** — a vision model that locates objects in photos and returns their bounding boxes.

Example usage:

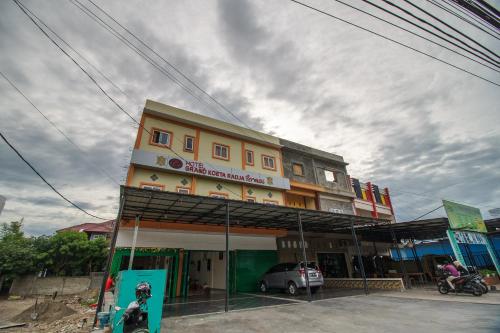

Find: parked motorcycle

[436,265,483,296]
[115,282,152,333]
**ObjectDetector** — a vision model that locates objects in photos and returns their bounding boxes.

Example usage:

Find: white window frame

[245,150,254,165]
[213,143,229,160]
[262,155,276,170]
[324,170,336,182]
[141,184,163,191]
[184,136,194,152]
[177,187,191,194]
[151,129,171,146]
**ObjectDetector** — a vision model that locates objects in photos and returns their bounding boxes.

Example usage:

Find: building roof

[144,100,282,148]
[279,138,346,165]
[57,220,114,234]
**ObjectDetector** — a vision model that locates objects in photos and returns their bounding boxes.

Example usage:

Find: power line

[289,0,500,87]
[443,0,500,33]
[72,0,277,147]
[0,131,108,220]
[69,0,287,165]
[408,204,444,222]
[14,0,247,201]
[334,0,500,73]
[382,0,499,65]
[0,71,120,186]
[85,0,260,137]
[69,0,234,125]
[403,0,499,59]
[425,0,500,40]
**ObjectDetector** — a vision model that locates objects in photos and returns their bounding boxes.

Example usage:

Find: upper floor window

[263,199,279,205]
[177,187,191,194]
[213,143,230,161]
[151,129,172,147]
[184,135,194,152]
[245,150,254,166]
[324,170,336,182]
[210,192,229,199]
[140,183,164,191]
[262,155,276,171]
[292,163,304,176]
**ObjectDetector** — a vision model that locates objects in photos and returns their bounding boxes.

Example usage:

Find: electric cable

[86,0,260,137]
[334,0,500,73]
[69,0,234,124]
[0,131,108,220]
[425,0,500,39]
[443,0,500,32]
[401,0,499,59]
[382,0,499,66]
[288,0,500,87]
[14,0,249,201]
[72,0,279,147]
[0,71,120,186]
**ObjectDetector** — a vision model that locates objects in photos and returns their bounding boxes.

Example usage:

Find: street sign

[443,200,487,233]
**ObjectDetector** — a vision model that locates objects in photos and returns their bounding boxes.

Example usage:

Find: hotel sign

[131,149,290,190]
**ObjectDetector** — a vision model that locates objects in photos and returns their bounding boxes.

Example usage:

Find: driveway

[163,291,500,333]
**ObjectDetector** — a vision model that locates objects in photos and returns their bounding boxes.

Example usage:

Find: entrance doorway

[317,252,348,278]
[188,251,227,295]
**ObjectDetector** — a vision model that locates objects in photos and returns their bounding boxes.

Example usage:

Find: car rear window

[299,262,318,270]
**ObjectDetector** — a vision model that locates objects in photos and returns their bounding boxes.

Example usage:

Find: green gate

[234,250,278,292]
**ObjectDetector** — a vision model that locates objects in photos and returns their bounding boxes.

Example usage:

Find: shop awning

[119,186,386,232]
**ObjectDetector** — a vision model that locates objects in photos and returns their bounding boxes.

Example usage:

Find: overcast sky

[0,0,499,235]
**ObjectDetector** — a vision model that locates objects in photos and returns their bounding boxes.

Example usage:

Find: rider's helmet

[135,282,152,303]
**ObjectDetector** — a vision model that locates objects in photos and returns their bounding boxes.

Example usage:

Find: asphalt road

[163,292,500,333]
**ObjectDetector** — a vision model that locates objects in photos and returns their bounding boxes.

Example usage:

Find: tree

[0,220,36,286]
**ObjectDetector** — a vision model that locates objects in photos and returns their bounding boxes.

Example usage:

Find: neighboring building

[111,100,395,296]
[278,140,394,277]
[351,178,394,221]
[280,139,355,214]
[57,220,114,240]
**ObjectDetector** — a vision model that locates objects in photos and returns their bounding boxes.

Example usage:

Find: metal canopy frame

[119,186,384,232]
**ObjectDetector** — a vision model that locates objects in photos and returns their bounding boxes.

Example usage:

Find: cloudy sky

[0,0,499,235]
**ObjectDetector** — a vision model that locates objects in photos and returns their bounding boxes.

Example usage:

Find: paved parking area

[163,291,500,333]
[163,288,366,317]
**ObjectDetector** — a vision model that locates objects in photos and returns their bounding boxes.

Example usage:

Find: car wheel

[260,281,268,293]
[287,282,298,296]
[438,282,449,294]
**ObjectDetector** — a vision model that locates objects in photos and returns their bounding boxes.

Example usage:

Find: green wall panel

[235,250,278,292]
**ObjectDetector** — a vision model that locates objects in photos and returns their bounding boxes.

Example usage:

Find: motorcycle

[460,266,488,294]
[116,300,149,333]
[436,265,483,297]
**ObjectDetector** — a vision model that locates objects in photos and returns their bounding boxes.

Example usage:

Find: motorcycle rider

[443,261,460,290]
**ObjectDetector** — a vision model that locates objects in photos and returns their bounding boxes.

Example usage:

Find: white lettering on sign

[131,149,290,190]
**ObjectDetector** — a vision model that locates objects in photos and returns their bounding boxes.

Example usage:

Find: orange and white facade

[126,100,290,205]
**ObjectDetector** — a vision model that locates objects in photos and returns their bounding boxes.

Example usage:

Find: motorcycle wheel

[438,283,449,294]
[472,285,483,297]
[480,282,488,294]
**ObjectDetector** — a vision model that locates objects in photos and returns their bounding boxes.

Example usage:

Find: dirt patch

[13,301,76,323]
